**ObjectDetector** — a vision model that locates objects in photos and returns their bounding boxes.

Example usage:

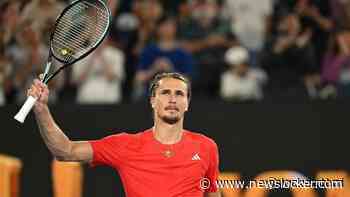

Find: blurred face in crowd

[151,78,189,125]
[134,0,163,22]
[1,2,20,26]
[330,30,350,55]
[338,31,350,46]
[191,0,218,26]
[178,1,192,18]
[235,63,249,76]
[157,18,177,41]
[17,23,39,47]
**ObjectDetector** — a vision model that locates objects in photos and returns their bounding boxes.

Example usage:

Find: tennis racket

[14,0,111,123]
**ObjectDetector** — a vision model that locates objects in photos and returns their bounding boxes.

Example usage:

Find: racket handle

[14,96,38,123]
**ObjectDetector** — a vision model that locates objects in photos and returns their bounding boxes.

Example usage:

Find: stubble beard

[161,115,180,125]
[157,110,181,125]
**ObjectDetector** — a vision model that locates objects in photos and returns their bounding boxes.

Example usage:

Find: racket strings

[53,4,91,53]
[54,9,104,57]
[51,0,109,63]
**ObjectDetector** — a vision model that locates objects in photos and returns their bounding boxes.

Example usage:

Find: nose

[168,94,176,103]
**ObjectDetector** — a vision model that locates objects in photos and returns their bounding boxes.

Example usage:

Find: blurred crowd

[1,0,350,106]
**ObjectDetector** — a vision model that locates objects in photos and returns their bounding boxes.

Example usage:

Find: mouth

[165,106,179,111]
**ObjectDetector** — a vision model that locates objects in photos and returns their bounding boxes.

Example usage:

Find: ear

[150,96,155,109]
[185,99,190,112]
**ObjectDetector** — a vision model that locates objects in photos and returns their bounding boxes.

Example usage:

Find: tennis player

[28,72,221,197]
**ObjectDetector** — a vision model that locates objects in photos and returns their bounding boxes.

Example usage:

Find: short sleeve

[89,133,129,168]
[205,141,220,193]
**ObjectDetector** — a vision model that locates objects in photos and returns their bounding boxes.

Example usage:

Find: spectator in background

[0,1,21,46]
[8,22,64,103]
[330,0,350,29]
[321,30,350,85]
[295,0,333,69]
[132,0,163,56]
[112,11,139,101]
[176,0,193,29]
[0,36,12,106]
[0,1,20,105]
[113,0,163,101]
[220,46,267,101]
[20,0,65,42]
[0,1,23,104]
[133,15,195,100]
[178,0,236,98]
[261,13,317,98]
[338,30,350,97]
[321,29,350,98]
[222,0,273,67]
[72,39,125,104]
[273,0,333,66]
[106,0,119,16]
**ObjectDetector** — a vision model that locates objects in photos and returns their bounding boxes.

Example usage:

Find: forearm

[179,40,207,53]
[34,106,72,160]
[273,36,296,54]
[314,15,333,31]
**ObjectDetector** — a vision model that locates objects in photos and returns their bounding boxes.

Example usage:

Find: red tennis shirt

[89,129,219,197]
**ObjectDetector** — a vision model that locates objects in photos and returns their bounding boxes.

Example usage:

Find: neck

[153,118,184,144]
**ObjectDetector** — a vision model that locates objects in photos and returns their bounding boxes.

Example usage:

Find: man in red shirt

[28,72,221,197]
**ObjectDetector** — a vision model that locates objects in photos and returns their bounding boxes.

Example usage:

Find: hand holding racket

[14,0,111,123]
[27,76,50,114]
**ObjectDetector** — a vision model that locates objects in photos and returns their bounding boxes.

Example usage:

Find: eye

[175,90,185,97]
[160,89,171,95]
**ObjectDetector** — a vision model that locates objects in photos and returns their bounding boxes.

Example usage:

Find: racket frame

[43,0,112,84]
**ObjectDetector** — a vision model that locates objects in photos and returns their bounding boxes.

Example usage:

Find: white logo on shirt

[192,153,201,161]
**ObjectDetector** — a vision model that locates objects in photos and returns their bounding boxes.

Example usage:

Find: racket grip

[14,96,38,123]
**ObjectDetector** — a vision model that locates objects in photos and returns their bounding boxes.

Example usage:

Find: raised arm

[29,78,93,162]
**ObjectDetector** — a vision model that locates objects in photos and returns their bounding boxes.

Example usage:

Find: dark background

[1,101,349,197]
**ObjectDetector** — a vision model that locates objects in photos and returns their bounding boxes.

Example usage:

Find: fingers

[27,75,48,99]
[34,74,48,87]
[27,84,41,99]
[34,78,44,87]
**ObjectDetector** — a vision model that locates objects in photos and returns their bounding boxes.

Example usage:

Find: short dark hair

[149,72,191,100]
[156,14,177,27]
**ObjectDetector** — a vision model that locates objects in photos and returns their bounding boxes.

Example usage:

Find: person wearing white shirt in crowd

[222,0,273,66]
[72,39,125,104]
[220,46,268,101]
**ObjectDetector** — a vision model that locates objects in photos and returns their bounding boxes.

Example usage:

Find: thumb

[39,74,44,81]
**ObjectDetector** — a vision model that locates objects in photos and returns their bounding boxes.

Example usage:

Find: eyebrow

[175,90,185,95]
[160,89,171,93]
[159,89,185,94]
